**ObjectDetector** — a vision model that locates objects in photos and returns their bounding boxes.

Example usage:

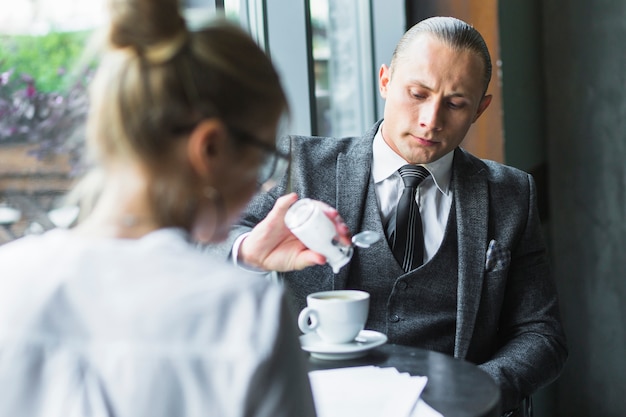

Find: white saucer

[299,330,388,360]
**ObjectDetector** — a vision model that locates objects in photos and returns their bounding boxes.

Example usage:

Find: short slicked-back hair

[390,16,492,95]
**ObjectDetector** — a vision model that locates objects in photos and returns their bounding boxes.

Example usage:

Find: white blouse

[0,228,315,417]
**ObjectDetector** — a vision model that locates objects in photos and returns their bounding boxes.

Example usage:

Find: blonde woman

[0,0,316,416]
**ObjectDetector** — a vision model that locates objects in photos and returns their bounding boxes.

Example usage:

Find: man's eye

[447,101,464,109]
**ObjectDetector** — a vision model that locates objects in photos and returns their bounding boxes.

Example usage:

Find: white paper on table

[308,366,429,417]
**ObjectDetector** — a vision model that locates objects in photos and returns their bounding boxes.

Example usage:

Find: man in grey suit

[218,16,567,416]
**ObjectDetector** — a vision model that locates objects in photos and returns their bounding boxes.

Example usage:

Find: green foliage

[0,31,91,94]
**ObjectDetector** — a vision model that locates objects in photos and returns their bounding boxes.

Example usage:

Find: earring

[204,185,225,224]
[192,185,225,244]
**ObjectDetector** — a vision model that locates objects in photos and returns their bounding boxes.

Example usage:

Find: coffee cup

[297,290,370,344]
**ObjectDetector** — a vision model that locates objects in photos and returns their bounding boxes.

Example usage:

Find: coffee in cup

[297,290,370,344]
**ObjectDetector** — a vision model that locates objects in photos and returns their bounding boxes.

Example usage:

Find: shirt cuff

[232,232,270,274]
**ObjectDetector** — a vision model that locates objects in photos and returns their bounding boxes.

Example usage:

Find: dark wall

[541,1,626,416]
[498,0,550,222]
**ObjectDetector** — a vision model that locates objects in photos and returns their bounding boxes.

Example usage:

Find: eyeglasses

[227,125,290,191]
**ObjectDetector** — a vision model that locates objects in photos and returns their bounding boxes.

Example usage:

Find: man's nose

[419,100,443,131]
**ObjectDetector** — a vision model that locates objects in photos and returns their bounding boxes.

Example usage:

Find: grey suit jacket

[221,120,567,411]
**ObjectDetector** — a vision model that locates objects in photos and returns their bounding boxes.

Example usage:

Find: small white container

[284,198,353,273]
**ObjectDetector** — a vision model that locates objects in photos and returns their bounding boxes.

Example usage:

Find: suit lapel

[333,122,379,288]
[452,148,489,359]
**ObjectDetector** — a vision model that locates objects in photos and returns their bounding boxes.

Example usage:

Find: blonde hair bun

[107,0,187,62]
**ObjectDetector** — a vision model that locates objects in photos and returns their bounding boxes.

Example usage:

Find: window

[261,0,403,137]
[0,0,405,245]
[309,0,379,137]
[0,0,103,243]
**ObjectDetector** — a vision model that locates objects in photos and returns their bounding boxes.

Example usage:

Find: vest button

[389,314,400,323]
[397,280,408,290]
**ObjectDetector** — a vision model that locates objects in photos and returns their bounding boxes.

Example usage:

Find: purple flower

[0,65,92,174]
[25,84,36,98]
[0,71,12,86]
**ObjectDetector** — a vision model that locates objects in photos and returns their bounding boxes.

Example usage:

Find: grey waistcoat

[346,178,458,355]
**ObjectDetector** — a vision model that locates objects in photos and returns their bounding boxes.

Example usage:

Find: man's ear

[379,64,391,99]
[187,119,228,179]
[472,94,492,123]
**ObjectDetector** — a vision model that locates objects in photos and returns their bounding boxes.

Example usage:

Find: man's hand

[239,193,352,272]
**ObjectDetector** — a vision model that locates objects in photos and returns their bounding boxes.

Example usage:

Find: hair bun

[107,0,186,53]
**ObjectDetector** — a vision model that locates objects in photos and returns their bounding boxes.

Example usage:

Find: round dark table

[307,343,501,417]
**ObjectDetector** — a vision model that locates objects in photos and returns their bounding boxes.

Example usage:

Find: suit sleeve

[477,173,568,412]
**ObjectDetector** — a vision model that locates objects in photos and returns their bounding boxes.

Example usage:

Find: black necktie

[386,164,430,272]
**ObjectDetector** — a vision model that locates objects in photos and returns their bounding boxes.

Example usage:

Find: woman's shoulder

[0,229,72,274]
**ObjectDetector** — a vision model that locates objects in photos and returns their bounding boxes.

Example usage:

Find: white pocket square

[485,239,511,271]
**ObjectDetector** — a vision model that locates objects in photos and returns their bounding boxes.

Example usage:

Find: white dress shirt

[372,124,454,263]
[0,228,315,417]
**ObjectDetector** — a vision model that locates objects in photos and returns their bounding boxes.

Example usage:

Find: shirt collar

[371,122,453,195]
